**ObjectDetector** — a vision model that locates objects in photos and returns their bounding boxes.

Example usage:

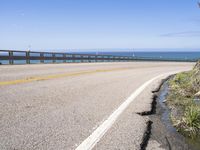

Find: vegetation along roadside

[167,61,200,139]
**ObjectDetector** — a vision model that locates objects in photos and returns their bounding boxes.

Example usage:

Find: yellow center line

[0,68,128,86]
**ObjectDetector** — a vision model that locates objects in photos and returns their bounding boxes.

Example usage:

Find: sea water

[75,51,200,60]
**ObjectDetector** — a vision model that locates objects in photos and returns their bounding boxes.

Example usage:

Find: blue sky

[0,0,200,51]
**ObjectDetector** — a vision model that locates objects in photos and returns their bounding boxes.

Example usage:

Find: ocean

[74,51,200,60]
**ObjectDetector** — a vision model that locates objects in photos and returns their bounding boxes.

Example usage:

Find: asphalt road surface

[0,62,194,150]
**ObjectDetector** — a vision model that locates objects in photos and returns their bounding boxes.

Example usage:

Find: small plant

[175,105,200,138]
[174,73,188,84]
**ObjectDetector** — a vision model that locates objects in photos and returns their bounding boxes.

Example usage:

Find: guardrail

[0,50,197,65]
[0,50,134,65]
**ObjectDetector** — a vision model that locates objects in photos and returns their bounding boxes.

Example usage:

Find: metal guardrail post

[95,55,98,62]
[72,54,75,63]
[52,53,56,63]
[9,51,13,65]
[26,51,30,64]
[79,55,82,63]
[40,53,44,63]
[63,54,67,63]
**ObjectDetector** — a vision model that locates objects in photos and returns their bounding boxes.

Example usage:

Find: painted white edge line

[75,71,178,150]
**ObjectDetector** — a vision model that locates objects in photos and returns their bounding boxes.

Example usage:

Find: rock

[194,91,200,97]
[163,99,167,103]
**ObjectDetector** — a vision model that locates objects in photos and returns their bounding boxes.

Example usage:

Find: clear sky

[0,0,200,51]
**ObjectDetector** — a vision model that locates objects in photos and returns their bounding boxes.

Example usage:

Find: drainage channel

[147,80,199,150]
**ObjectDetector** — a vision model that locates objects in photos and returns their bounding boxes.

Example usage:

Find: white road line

[75,72,177,150]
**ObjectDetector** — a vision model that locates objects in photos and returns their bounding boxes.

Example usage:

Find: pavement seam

[140,120,153,150]
[137,75,173,116]
[138,75,173,150]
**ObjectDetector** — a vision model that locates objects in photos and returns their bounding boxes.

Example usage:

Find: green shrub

[175,105,200,138]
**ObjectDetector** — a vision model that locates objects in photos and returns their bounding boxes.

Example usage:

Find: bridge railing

[0,50,197,65]
[0,50,134,65]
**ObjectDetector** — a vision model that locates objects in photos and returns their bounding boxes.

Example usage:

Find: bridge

[0,61,194,149]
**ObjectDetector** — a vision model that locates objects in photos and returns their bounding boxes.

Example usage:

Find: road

[0,62,194,150]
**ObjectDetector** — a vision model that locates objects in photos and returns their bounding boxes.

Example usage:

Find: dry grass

[167,61,200,138]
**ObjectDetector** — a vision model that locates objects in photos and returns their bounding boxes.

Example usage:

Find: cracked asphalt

[0,62,193,150]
